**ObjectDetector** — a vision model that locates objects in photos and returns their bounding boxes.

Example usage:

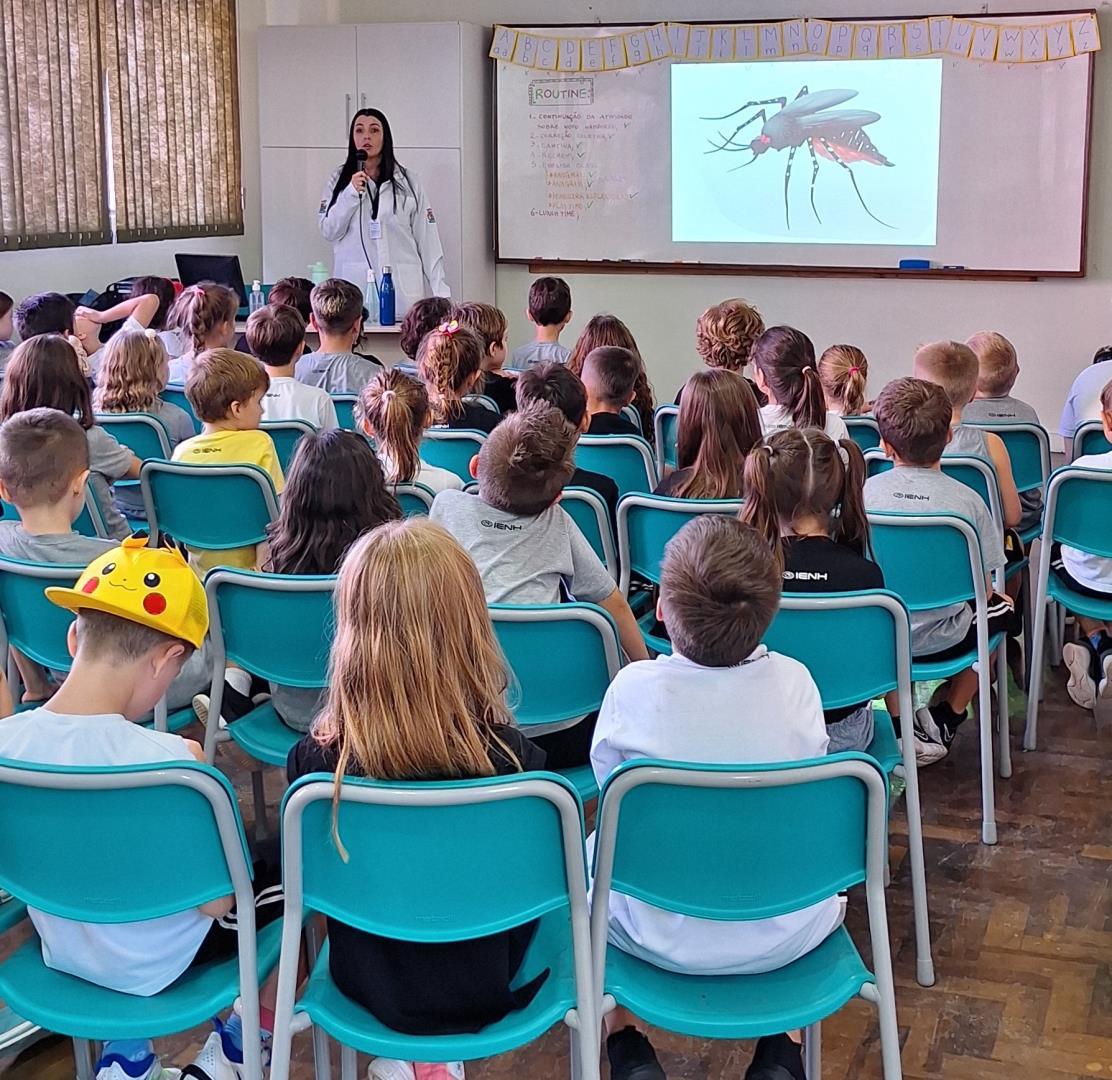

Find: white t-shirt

[1060,449,1112,592]
[590,647,842,976]
[1060,361,1112,438]
[376,451,463,495]
[0,708,212,996]
[760,403,850,442]
[262,375,338,429]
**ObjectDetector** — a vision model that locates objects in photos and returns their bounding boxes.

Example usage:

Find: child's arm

[599,587,651,662]
[123,452,142,480]
[984,431,1022,528]
[75,294,161,329]
[0,669,12,719]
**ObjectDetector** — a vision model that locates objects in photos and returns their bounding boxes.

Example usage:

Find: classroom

[0,2,1108,1079]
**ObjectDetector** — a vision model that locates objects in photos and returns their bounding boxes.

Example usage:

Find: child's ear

[1101,410,1112,442]
[563,310,573,327]
[625,390,637,407]
[468,454,480,479]
[879,437,896,461]
[66,621,79,659]
[74,468,90,495]
[151,642,187,681]
[655,596,665,624]
[944,426,954,447]
[0,479,12,504]
[308,314,320,333]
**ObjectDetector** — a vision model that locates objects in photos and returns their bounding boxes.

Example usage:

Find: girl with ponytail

[741,427,881,752]
[751,325,850,441]
[819,344,870,417]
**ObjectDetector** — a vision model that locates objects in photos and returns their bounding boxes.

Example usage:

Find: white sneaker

[368,1063,416,1080]
[181,1030,243,1080]
[898,730,947,768]
[1063,642,1097,710]
[96,1053,180,1080]
[191,694,227,731]
[368,1062,465,1080]
[1099,654,1112,702]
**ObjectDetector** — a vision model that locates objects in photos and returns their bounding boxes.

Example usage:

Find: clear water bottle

[248,279,264,314]
[379,266,396,326]
[365,269,379,325]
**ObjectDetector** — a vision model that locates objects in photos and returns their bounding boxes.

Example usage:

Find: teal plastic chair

[966,421,1049,543]
[0,482,106,540]
[0,759,278,1080]
[462,393,500,415]
[652,405,679,475]
[590,756,901,1080]
[421,429,487,483]
[620,404,642,433]
[202,570,335,827]
[1071,419,1111,460]
[844,415,881,452]
[392,482,435,517]
[260,419,316,473]
[268,773,598,1080]
[560,487,617,581]
[867,511,1008,845]
[95,413,173,460]
[616,494,743,653]
[331,395,359,432]
[763,590,933,987]
[1025,467,1112,749]
[160,384,201,434]
[491,603,623,801]
[141,462,279,554]
[575,435,657,499]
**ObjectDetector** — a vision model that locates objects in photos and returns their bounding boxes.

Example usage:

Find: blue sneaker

[95,1049,180,1080]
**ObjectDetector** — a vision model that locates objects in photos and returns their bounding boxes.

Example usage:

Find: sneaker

[898,728,947,768]
[745,1033,807,1080]
[915,705,962,749]
[1099,653,1112,702]
[96,1051,180,1080]
[191,694,227,731]
[369,1064,466,1080]
[1063,642,1098,710]
[606,1026,666,1080]
[181,1027,245,1080]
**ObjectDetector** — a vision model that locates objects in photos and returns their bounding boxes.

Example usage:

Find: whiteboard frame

[493,11,1096,279]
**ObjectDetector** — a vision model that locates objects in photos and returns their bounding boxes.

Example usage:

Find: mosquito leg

[700,97,787,121]
[783,145,798,230]
[705,110,767,153]
[819,137,894,228]
[806,139,822,224]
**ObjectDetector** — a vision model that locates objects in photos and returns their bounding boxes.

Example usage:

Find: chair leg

[340,1043,358,1080]
[803,1023,822,1079]
[976,653,998,845]
[899,744,936,986]
[251,768,270,841]
[1021,564,1034,692]
[996,638,1012,779]
[861,982,903,1080]
[73,1038,95,1080]
[1024,582,1051,751]
[303,920,334,1080]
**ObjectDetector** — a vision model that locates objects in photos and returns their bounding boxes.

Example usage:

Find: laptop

[174,253,249,312]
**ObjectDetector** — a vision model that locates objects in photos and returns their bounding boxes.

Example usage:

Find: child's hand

[73,305,103,324]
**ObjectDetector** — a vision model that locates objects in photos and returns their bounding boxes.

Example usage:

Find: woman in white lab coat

[318,108,450,317]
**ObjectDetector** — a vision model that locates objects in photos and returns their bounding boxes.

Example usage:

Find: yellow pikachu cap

[46,536,209,650]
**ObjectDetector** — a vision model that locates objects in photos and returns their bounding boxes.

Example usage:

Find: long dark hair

[0,335,94,429]
[751,325,826,430]
[264,429,401,576]
[327,108,411,215]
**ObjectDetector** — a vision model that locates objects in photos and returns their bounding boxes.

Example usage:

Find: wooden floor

[3,661,1110,1079]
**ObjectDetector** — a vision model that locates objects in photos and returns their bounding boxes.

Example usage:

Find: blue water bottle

[379,265,396,326]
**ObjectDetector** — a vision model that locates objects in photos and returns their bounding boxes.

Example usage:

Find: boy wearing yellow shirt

[173,348,283,571]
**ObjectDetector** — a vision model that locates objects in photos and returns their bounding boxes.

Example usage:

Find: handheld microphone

[355,149,367,199]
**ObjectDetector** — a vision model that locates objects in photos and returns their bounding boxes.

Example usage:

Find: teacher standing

[318,108,450,317]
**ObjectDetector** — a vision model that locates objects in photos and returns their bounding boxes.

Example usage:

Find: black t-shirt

[481,373,518,416]
[782,536,885,724]
[569,466,619,526]
[286,724,548,1035]
[587,412,639,436]
[443,402,500,434]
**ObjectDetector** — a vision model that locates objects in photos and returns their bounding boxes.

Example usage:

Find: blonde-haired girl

[416,320,498,434]
[286,519,545,1077]
[166,283,238,384]
[358,369,463,493]
[818,344,870,417]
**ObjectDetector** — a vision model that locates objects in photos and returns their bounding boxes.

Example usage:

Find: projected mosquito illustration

[702,87,894,230]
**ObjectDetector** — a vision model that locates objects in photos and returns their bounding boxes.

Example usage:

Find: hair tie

[762,444,775,459]
[848,366,860,374]
[837,444,850,466]
[381,389,396,401]
[438,319,460,336]
[144,328,158,340]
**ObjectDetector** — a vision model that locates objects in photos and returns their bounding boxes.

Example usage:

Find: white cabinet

[257,27,357,147]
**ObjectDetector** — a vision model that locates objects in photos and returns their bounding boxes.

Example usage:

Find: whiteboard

[495,18,1093,273]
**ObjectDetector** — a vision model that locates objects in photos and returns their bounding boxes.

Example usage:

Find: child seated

[417,321,499,433]
[165,282,239,384]
[818,344,870,417]
[452,301,517,414]
[297,278,382,394]
[752,326,849,441]
[398,296,453,362]
[0,290,14,372]
[913,341,1022,529]
[286,518,546,1080]
[743,427,881,752]
[73,288,167,378]
[569,315,655,442]
[1053,378,1112,708]
[654,368,761,499]
[0,335,140,539]
[582,346,641,436]
[510,276,572,369]
[430,402,648,664]
[236,275,314,356]
[590,515,839,1080]
[359,369,463,494]
[247,304,338,429]
[514,361,619,520]
[12,291,75,341]
[683,297,766,405]
[172,349,284,571]
[0,537,281,1080]
[865,378,1015,765]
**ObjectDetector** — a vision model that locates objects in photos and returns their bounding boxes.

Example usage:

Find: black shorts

[185,838,284,970]
[1050,543,1112,603]
[915,594,1018,664]
[530,712,597,770]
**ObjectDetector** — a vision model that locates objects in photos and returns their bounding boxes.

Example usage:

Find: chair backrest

[653,405,679,474]
[620,404,642,433]
[161,384,201,434]
[0,760,253,924]
[141,461,280,550]
[260,419,316,473]
[462,393,500,415]
[763,590,912,712]
[420,429,487,482]
[206,569,336,688]
[866,511,985,612]
[1043,466,1112,557]
[95,413,173,461]
[392,481,436,517]
[844,415,881,452]
[560,486,617,580]
[966,421,1050,495]
[1072,419,1112,460]
[0,559,82,672]
[281,772,589,944]
[491,603,623,729]
[616,493,743,595]
[331,394,359,432]
[864,450,1003,530]
[575,435,658,500]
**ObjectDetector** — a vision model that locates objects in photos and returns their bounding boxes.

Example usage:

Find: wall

[0,0,266,301]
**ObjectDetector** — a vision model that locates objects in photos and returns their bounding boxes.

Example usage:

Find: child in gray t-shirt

[866,378,1016,764]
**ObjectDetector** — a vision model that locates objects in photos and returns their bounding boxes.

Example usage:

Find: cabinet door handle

[361,92,367,108]
[345,93,351,124]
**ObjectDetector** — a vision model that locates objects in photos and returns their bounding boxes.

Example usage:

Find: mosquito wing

[779,89,858,117]
[795,108,881,132]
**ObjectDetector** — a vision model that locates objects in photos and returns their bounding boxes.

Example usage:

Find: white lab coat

[318,164,450,317]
